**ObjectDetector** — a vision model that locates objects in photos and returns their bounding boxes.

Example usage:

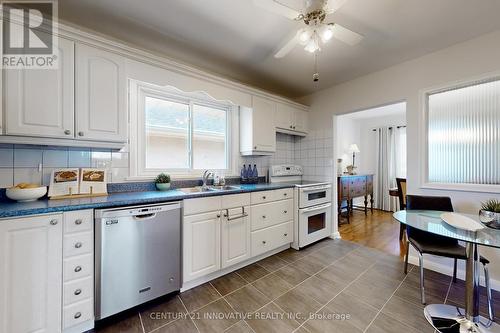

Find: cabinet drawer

[64,254,93,282]
[250,188,293,204]
[251,221,293,257]
[184,196,222,215]
[222,193,250,209]
[251,199,293,231]
[64,277,92,305]
[63,299,93,329]
[64,232,93,258]
[64,210,93,234]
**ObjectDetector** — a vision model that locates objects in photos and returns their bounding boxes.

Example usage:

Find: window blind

[427,78,500,184]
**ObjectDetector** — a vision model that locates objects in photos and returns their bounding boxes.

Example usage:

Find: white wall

[303,30,500,286]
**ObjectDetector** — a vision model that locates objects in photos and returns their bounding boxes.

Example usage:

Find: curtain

[375,127,406,211]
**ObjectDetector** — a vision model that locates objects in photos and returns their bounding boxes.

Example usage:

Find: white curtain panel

[428,79,500,184]
[375,127,406,211]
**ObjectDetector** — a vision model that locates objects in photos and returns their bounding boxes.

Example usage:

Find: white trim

[419,70,500,193]
[55,20,308,110]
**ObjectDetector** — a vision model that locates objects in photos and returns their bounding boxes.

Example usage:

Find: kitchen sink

[209,185,240,191]
[179,187,217,194]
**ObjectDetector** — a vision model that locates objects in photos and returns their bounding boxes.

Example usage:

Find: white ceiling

[57,0,500,98]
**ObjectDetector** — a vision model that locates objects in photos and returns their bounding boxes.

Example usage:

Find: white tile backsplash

[42,149,68,168]
[14,168,42,185]
[69,148,91,168]
[14,148,42,167]
[0,149,14,167]
[0,169,13,188]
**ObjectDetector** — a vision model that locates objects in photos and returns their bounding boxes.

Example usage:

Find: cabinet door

[294,109,308,133]
[0,214,63,333]
[275,103,293,130]
[4,36,74,138]
[221,206,250,268]
[252,96,276,152]
[75,44,127,142]
[183,211,221,282]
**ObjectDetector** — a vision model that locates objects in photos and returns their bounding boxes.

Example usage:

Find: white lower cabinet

[183,211,222,282]
[221,206,251,268]
[0,209,94,333]
[183,190,294,285]
[0,214,63,333]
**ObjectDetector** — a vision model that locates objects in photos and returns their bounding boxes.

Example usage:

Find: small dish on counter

[6,184,47,202]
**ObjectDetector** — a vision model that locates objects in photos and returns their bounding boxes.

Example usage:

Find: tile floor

[93,239,498,333]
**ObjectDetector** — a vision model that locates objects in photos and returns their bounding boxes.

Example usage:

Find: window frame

[129,80,236,179]
[419,72,500,193]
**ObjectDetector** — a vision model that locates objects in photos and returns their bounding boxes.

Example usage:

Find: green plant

[481,199,500,213]
[154,173,171,184]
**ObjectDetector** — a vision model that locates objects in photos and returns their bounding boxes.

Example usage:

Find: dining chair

[404,195,495,321]
[396,178,406,240]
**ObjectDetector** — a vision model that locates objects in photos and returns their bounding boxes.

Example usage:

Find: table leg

[370,194,374,213]
[364,195,368,215]
[422,242,500,332]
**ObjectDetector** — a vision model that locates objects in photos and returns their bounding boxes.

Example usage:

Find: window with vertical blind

[426,77,500,187]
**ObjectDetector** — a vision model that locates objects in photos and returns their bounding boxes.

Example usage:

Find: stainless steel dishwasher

[94,202,181,320]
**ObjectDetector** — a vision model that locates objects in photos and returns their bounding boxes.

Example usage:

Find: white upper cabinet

[75,44,127,142]
[0,214,63,333]
[275,102,308,135]
[240,95,276,155]
[4,36,75,139]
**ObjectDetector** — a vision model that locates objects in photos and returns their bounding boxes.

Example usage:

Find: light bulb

[298,28,312,44]
[304,38,319,53]
[321,25,333,42]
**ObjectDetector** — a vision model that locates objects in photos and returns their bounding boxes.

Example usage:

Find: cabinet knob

[284,233,288,237]
[75,219,83,225]
[74,289,82,296]
[74,242,82,249]
[254,146,257,149]
[64,129,71,135]
[78,131,84,137]
[74,266,82,273]
[283,193,287,196]
[262,240,267,244]
[262,196,266,199]
[290,125,293,129]
[293,126,296,129]
[262,215,266,219]
[216,214,221,218]
[50,219,58,225]
[169,277,174,282]
[74,312,82,319]
[283,210,287,214]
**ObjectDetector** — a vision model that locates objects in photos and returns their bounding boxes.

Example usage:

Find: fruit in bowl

[6,183,47,202]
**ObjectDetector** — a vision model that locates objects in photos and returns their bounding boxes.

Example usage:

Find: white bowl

[6,186,47,202]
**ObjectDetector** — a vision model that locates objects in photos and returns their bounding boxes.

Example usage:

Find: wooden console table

[337,174,374,223]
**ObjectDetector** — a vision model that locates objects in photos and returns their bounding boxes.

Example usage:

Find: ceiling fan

[254,0,363,59]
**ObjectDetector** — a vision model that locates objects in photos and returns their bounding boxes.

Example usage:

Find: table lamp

[349,144,360,168]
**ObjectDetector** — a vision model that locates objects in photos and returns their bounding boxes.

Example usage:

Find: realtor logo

[1,0,58,69]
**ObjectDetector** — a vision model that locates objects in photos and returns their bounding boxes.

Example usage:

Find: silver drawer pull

[74,289,82,295]
[74,242,82,249]
[74,312,81,319]
[75,219,83,225]
[262,240,267,244]
[74,266,82,273]
[50,219,58,225]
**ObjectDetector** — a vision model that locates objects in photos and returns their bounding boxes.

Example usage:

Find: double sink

[179,185,240,194]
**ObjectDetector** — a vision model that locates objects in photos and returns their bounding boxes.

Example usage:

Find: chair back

[396,178,407,209]
[405,195,455,243]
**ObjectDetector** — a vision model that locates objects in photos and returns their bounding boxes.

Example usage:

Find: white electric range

[269,165,333,249]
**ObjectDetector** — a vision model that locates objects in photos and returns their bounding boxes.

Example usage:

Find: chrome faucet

[202,170,212,189]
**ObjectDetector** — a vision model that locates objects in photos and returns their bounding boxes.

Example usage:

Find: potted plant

[154,173,171,191]
[479,199,500,229]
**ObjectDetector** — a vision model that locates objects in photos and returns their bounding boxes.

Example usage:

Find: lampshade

[349,144,360,153]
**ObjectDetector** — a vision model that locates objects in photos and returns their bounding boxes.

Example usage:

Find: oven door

[298,184,332,209]
[298,202,332,247]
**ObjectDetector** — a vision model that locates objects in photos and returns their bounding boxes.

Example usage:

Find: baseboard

[330,231,341,239]
[408,255,500,292]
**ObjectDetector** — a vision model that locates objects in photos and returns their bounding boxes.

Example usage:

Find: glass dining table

[393,210,500,333]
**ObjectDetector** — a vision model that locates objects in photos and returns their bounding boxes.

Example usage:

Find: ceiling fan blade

[274,33,300,58]
[325,0,348,14]
[253,0,301,20]
[331,23,363,45]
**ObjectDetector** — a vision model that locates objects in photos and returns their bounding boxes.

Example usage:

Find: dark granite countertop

[0,183,295,218]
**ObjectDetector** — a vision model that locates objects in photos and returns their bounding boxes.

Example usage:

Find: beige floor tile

[192,299,239,333]
[236,263,270,283]
[180,283,221,312]
[275,288,322,323]
[211,272,247,296]
[274,265,311,286]
[252,273,294,300]
[246,302,301,333]
[139,295,186,332]
[225,284,271,314]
